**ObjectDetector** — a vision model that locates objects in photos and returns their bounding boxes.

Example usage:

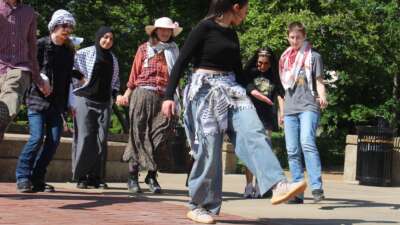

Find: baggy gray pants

[71,96,111,180]
[185,91,285,215]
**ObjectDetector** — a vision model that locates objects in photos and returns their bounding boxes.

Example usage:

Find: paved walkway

[0,184,256,225]
[0,173,399,225]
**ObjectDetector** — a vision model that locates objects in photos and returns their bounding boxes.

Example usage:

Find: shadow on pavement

[2,189,399,218]
[316,197,400,211]
[255,218,399,225]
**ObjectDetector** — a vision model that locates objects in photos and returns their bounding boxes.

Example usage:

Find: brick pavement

[0,183,266,225]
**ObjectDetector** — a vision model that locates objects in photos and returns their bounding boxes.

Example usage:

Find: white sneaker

[253,182,261,198]
[271,180,307,205]
[186,208,215,224]
[243,183,254,198]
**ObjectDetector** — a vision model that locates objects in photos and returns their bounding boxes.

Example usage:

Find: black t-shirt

[247,68,284,128]
[48,44,73,111]
[26,37,74,113]
[165,19,248,99]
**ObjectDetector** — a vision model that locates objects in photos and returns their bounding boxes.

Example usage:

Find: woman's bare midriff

[194,67,230,74]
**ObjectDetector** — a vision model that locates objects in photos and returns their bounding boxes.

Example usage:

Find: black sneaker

[145,172,161,194]
[312,189,325,203]
[76,178,88,189]
[87,177,109,189]
[286,196,304,204]
[87,176,96,187]
[16,181,33,193]
[32,183,55,192]
[127,175,142,193]
[95,181,109,189]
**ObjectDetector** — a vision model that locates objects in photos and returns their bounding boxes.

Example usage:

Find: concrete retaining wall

[0,133,238,182]
[0,134,127,182]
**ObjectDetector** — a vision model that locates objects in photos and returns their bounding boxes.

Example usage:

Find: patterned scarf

[144,41,179,75]
[184,73,253,138]
[279,41,313,92]
[47,9,76,32]
[144,41,181,112]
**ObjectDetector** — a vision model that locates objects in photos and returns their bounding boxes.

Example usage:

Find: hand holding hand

[39,80,51,97]
[161,100,176,119]
[116,95,129,106]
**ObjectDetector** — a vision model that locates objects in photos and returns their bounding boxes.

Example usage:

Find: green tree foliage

[28,0,208,84]
[241,0,400,137]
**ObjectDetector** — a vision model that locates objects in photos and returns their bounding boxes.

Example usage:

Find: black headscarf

[95,26,113,63]
[78,26,115,102]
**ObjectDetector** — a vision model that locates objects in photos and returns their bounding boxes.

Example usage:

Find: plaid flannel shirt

[0,1,43,86]
[127,43,169,92]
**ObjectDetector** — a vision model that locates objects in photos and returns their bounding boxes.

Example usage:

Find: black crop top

[164,19,248,100]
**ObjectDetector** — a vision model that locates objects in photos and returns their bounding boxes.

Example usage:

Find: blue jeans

[284,111,323,193]
[185,91,285,215]
[15,107,63,184]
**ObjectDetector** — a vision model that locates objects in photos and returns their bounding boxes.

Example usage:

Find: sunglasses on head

[258,51,271,57]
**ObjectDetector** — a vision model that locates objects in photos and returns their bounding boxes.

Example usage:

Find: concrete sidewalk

[1,173,399,225]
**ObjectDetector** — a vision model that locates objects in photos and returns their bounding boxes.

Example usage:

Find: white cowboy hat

[145,17,183,37]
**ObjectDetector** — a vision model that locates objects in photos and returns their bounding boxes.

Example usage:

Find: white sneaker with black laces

[271,180,307,205]
[186,208,215,224]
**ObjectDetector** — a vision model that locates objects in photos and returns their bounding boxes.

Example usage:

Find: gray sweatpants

[0,69,31,138]
[71,96,111,181]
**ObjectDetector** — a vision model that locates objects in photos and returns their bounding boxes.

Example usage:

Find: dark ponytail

[244,47,278,79]
[204,0,249,20]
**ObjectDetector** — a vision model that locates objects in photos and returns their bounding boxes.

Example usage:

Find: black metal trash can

[356,125,394,186]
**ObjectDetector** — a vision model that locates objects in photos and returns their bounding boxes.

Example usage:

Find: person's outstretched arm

[162,22,207,118]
